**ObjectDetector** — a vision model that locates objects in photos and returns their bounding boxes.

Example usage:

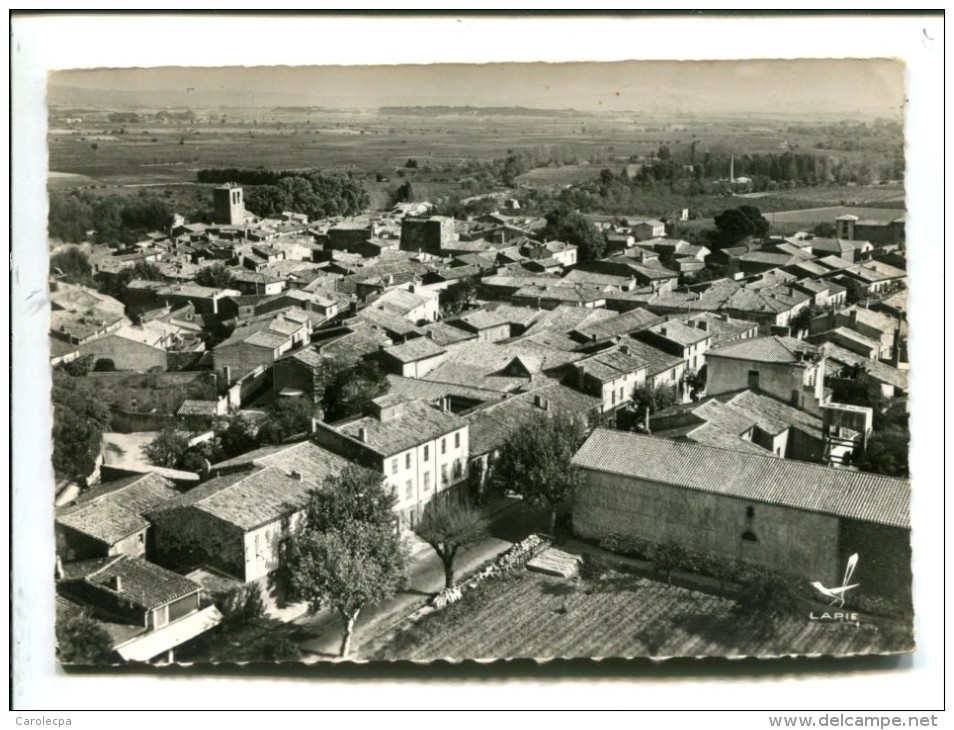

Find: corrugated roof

[572,429,910,528]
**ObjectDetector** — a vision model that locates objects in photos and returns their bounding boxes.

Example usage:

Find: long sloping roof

[572,429,910,528]
[707,335,819,364]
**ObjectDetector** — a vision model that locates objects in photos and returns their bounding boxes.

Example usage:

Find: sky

[49,59,905,118]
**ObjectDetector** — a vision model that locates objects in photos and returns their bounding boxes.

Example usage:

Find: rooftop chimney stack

[111,576,123,592]
[358,427,368,443]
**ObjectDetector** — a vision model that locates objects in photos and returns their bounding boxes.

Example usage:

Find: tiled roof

[210,441,352,493]
[707,336,819,364]
[572,307,661,342]
[354,307,423,337]
[523,305,617,337]
[726,390,825,440]
[647,320,711,347]
[386,374,503,406]
[680,422,771,456]
[680,313,758,347]
[57,500,149,545]
[185,467,312,531]
[384,337,446,363]
[574,346,649,382]
[619,338,684,376]
[57,473,180,544]
[465,382,600,456]
[334,400,467,457]
[455,309,510,332]
[84,555,200,610]
[825,327,882,352]
[572,429,910,528]
[318,324,393,362]
[421,321,477,346]
[822,343,908,391]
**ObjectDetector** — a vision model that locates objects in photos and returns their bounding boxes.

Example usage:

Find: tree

[439,278,477,318]
[303,464,398,534]
[62,354,95,377]
[323,361,389,422]
[713,206,769,247]
[93,358,116,372]
[143,426,191,469]
[813,222,837,238]
[195,263,236,289]
[52,371,113,484]
[490,412,586,533]
[830,367,886,413]
[856,427,909,478]
[56,613,115,665]
[289,521,409,657]
[257,397,317,446]
[540,205,605,262]
[415,498,489,588]
[216,415,259,460]
[390,181,415,206]
[790,304,828,336]
[50,247,93,285]
[844,278,868,306]
[632,383,680,419]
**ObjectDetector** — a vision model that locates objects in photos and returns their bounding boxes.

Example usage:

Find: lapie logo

[808,554,861,625]
[811,553,860,607]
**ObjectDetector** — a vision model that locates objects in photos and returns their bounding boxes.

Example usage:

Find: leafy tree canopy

[194,263,236,289]
[490,411,587,531]
[56,613,116,665]
[416,498,489,588]
[540,204,605,262]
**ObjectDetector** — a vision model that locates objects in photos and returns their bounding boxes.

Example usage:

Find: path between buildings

[288,497,547,660]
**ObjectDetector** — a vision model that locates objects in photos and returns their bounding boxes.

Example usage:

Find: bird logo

[811,553,859,607]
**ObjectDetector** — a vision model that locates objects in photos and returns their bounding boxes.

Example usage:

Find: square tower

[213,184,246,225]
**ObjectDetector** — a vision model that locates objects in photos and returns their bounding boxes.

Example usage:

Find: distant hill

[378,106,584,118]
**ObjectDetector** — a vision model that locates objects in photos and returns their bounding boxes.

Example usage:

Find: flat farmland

[764,205,905,225]
[368,569,912,661]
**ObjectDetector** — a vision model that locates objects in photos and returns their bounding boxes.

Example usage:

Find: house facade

[312,395,470,528]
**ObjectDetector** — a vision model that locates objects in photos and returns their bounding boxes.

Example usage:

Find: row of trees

[242,171,370,220]
[48,191,176,245]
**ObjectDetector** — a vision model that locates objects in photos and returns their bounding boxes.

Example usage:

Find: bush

[93,358,116,372]
[62,354,95,377]
[262,636,302,662]
[579,554,608,581]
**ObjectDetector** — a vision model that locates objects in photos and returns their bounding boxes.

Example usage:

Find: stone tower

[213,183,246,226]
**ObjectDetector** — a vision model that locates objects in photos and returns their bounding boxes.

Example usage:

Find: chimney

[358,427,368,443]
[577,366,586,391]
[660,326,668,337]
[442,396,451,414]
[696,320,708,331]
[619,344,629,355]
[223,365,232,385]
[534,394,543,409]
[110,575,123,592]
[290,470,302,481]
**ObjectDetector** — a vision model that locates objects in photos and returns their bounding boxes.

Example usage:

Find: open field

[516,164,604,187]
[764,205,905,225]
[47,106,903,189]
[368,569,912,661]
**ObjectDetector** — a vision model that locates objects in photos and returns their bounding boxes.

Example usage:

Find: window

[423,445,429,462]
[611,390,616,406]
[391,458,398,475]
[619,387,624,401]
[454,432,461,449]
[453,459,462,478]
[747,369,760,389]
[423,472,431,491]
[441,464,449,486]
[406,453,411,469]
[405,480,413,500]
[741,530,759,544]
[671,370,677,382]
[441,438,446,455]
[138,533,144,545]
[746,506,755,519]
